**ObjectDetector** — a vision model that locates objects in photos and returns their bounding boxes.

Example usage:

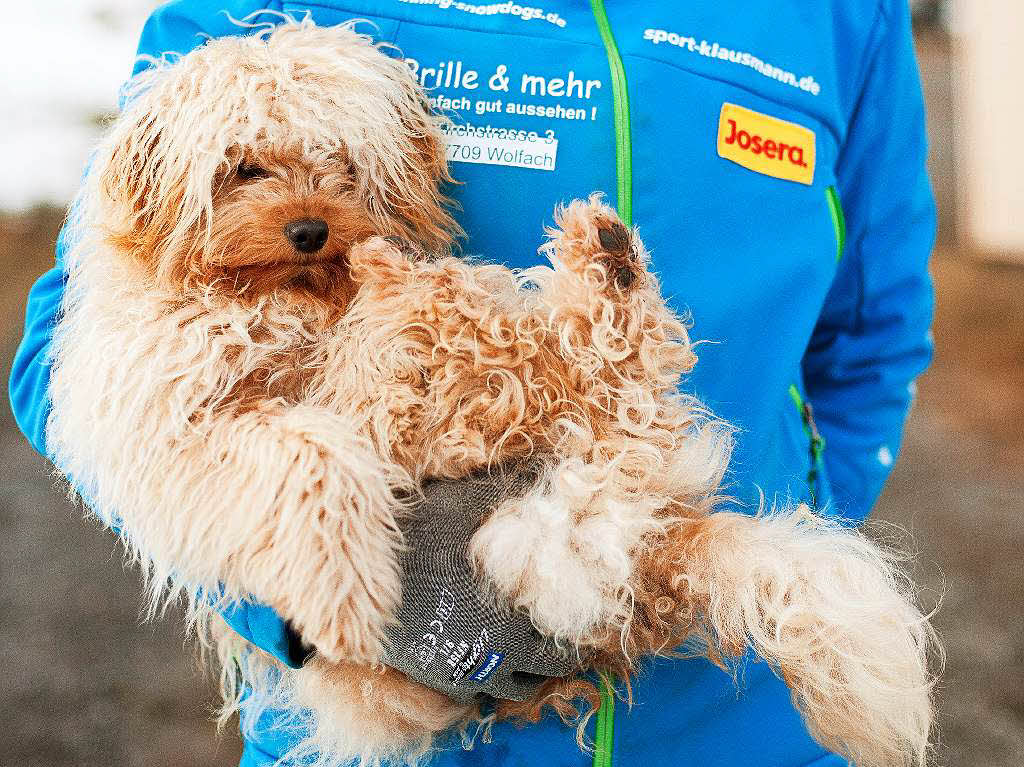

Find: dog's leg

[675,508,937,767]
[533,194,703,437]
[466,198,730,648]
[98,404,401,664]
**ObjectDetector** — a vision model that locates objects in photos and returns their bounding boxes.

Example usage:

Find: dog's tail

[675,507,940,767]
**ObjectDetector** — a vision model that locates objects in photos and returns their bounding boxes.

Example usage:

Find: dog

[47,19,938,767]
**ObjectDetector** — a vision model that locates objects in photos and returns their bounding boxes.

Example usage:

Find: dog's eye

[236,162,270,181]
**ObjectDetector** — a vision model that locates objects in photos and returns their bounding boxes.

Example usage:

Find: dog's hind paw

[469,488,612,642]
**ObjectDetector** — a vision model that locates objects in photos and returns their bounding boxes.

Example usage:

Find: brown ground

[872,250,1024,766]
[1,28,1020,767]
[0,213,243,767]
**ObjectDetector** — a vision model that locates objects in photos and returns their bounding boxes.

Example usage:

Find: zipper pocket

[788,383,826,505]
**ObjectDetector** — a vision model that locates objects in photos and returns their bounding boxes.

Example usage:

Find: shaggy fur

[47,18,939,767]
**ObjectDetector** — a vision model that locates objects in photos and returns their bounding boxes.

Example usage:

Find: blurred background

[1,1,1021,765]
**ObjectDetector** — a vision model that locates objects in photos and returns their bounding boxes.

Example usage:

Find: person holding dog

[10,1,935,765]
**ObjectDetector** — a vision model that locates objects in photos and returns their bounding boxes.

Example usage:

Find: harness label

[717,103,815,185]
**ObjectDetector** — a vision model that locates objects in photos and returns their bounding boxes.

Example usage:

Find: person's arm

[130,0,284,75]
[7,0,308,668]
[9,237,66,456]
[802,0,936,521]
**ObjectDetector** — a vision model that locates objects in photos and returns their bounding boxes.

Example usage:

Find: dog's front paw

[289,561,398,666]
[544,194,648,295]
[254,407,404,666]
[347,235,418,286]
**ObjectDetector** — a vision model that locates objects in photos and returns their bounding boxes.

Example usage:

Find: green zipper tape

[593,693,608,767]
[590,0,632,227]
[788,384,826,505]
[787,382,805,415]
[826,186,846,262]
[588,2,631,764]
[592,674,616,767]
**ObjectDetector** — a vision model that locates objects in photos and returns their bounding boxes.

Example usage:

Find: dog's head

[93,19,456,306]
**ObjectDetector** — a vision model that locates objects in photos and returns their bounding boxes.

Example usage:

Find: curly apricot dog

[47,19,937,767]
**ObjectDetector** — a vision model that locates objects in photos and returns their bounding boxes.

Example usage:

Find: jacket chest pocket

[621,59,845,507]
[628,58,843,311]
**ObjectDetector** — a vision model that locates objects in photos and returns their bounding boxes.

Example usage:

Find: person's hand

[379,463,577,703]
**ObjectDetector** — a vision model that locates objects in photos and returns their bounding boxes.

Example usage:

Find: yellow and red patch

[717,103,816,185]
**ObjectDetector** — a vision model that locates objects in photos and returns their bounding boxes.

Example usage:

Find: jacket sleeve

[802,0,936,521]
[8,0,306,669]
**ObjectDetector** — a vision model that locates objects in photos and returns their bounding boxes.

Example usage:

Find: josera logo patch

[717,103,815,185]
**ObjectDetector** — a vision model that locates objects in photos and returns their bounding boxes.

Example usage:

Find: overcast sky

[0,1,161,210]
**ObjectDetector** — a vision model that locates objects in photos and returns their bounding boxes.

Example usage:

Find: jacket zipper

[588,2,631,765]
[591,674,616,767]
[590,0,632,227]
[788,384,826,505]
[826,185,846,262]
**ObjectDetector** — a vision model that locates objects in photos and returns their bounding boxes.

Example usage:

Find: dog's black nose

[284,218,329,254]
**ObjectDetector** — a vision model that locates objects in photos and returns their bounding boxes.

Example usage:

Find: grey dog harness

[380,464,576,703]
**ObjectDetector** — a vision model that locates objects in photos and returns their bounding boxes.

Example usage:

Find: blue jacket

[9,1,935,765]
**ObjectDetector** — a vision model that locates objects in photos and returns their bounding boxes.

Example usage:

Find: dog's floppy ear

[95,64,212,282]
[355,89,461,254]
[395,108,460,252]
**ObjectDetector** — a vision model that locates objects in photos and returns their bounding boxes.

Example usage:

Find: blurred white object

[0,1,161,211]
[950,0,1024,260]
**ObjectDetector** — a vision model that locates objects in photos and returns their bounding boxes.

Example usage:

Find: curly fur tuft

[676,507,940,767]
